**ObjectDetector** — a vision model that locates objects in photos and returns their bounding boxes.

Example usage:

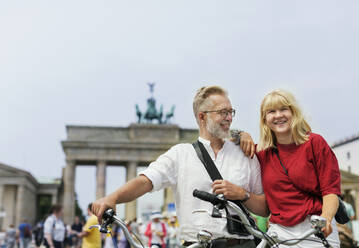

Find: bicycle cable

[108,224,146,248]
[277,237,332,247]
[225,215,277,245]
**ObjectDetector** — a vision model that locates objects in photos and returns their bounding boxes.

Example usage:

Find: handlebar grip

[99,209,115,233]
[193,189,226,205]
[103,208,115,221]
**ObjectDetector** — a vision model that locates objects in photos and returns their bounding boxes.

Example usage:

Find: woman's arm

[321,193,339,237]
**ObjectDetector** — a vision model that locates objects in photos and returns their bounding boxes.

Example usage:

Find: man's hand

[239,132,255,158]
[156,231,165,237]
[92,196,116,223]
[212,180,248,201]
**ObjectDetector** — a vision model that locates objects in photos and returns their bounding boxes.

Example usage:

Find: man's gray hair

[193,86,228,124]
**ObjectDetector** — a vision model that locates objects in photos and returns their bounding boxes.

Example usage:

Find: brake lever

[211,206,222,218]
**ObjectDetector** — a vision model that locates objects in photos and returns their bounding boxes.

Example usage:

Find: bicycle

[90,189,334,248]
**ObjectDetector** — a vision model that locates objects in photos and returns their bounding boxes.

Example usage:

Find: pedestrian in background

[4,224,17,248]
[18,219,31,248]
[44,204,66,248]
[167,217,179,248]
[33,221,44,248]
[145,212,167,248]
[71,216,83,248]
[77,203,101,248]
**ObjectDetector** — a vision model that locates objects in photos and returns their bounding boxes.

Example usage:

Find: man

[78,203,101,248]
[342,196,355,233]
[71,216,83,248]
[92,86,268,247]
[18,219,32,248]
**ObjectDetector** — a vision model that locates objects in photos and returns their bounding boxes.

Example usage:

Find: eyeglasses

[203,109,236,118]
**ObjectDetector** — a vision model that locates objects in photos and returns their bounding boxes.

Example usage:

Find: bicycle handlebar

[91,191,332,248]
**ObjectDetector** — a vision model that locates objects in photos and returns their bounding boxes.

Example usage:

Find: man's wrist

[241,190,250,203]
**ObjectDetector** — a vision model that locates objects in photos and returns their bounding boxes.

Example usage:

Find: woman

[256,89,341,247]
[44,204,66,248]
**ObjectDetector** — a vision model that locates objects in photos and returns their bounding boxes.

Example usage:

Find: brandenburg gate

[61,123,197,224]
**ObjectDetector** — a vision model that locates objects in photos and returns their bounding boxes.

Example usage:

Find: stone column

[63,160,76,224]
[96,161,106,199]
[125,161,137,221]
[15,184,25,226]
[0,184,4,210]
[355,189,359,220]
[0,185,4,229]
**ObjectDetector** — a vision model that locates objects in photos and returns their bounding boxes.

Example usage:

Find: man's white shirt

[141,137,263,242]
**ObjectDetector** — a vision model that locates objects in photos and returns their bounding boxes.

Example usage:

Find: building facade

[0,163,61,229]
[332,133,359,220]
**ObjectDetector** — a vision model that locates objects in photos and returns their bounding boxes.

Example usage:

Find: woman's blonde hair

[258,89,311,151]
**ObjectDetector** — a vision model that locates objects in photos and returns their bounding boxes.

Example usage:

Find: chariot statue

[135,83,174,124]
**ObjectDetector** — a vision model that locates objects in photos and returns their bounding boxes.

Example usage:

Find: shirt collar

[198,136,229,149]
[198,136,211,146]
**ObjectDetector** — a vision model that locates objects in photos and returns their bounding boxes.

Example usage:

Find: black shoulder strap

[192,140,250,210]
[192,140,222,181]
[273,147,319,198]
[273,148,288,176]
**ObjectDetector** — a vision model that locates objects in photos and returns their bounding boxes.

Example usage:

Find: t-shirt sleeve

[140,145,180,192]
[83,216,98,232]
[312,134,341,196]
[248,155,264,195]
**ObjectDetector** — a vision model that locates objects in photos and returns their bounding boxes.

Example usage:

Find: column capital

[97,160,107,166]
[66,159,76,166]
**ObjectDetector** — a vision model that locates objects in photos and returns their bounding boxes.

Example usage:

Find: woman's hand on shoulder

[231,131,255,158]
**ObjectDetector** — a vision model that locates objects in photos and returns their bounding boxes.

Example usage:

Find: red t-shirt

[256,133,341,226]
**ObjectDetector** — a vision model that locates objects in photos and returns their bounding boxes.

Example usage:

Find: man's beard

[206,117,231,139]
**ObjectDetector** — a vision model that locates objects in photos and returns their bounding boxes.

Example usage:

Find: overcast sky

[1,1,359,215]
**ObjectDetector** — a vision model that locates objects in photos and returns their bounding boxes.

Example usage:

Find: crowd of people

[0,205,181,248]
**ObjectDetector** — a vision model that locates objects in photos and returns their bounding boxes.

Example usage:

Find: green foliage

[36,195,52,221]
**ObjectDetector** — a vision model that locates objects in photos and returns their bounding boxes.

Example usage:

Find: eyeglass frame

[202,108,236,118]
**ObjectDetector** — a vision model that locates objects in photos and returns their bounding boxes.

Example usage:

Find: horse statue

[165,105,175,124]
[135,104,142,123]
[158,105,163,124]
[144,97,162,123]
